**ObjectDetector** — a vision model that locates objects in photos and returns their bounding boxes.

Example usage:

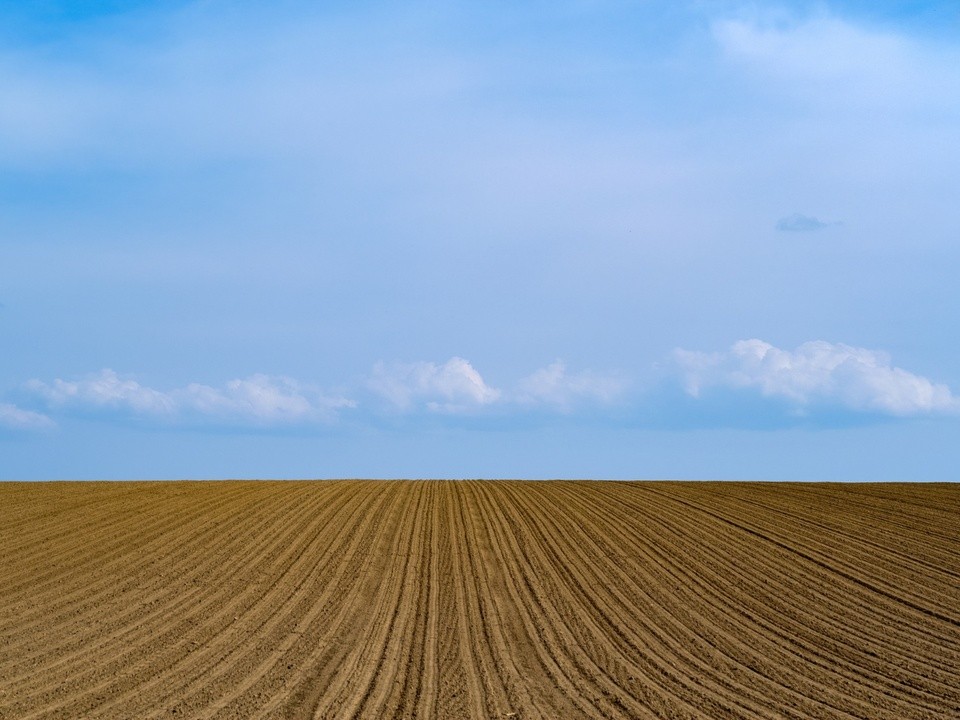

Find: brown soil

[1,480,958,719]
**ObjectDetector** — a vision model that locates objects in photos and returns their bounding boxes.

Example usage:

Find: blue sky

[2,0,959,480]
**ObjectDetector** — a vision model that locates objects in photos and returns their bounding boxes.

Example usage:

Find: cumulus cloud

[776,213,837,232]
[26,369,353,427]
[368,357,500,414]
[515,361,626,411]
[0,402,55,431]
[674,339,960,417]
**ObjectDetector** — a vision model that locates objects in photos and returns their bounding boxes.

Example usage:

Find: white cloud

[24,358,628,427]
[0,402,55,431]
[515,360,626,411]
[27,369,176,415]
[175,375,353,425]
[367,357,626,416]
[26,370,353,426]
[674,339,960,416]
[368,357,501,414]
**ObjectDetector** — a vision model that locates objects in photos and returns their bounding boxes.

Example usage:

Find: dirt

[1,480,958,719]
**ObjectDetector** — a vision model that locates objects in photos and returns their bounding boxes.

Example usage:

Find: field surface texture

[1,481,958,720]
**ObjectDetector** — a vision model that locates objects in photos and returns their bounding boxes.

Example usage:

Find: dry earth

[1,480,958,719]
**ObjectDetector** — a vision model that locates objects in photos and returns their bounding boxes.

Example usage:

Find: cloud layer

[12,341,960,434]
[674,339,960,417]
[26,370,353,427]
[19,358,627,430]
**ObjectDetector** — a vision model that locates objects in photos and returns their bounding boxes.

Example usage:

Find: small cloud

[0,402,55,431]
[25,370,353,427]
[673,339,960,418]
[515,360,626,412]
[775,213,839,232]
[368,357,500,414]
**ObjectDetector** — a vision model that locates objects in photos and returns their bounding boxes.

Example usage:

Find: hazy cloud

[674,339,960,417]
[368,357,501,414]
[515,361,626,412]
[367,357,627,416]
[0,402,55,431]
[26,370,353,426]
[175,375,354,425]
[27,370,176,415]
[712,11,960,110]
[776,213,837,232]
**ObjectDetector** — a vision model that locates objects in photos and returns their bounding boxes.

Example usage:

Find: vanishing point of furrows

[1,481,958,719]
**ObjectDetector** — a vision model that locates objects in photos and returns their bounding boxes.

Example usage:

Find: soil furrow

[2,480,957,720]
[558,482,957,717]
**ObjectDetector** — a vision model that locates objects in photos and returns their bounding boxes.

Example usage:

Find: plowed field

[1,481,958,719]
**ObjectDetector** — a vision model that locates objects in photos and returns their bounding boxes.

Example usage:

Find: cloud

[366,357,627,416]
[176,375,353,425]
[0,402,55,431]
[673,339,960,417]
[714,13,903,78]
[368,357,501,414]
[28,369,176,415]
[711,11,960,109]
[776,213,837,232]
[21,359,625,429]
[21,344,956,435]
[26,369,353,427]
[515,360,626,412]
[0,4,484,171]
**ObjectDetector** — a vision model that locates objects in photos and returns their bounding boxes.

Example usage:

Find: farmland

[1,480,958,719]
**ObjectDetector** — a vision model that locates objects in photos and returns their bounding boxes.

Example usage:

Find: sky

[2,0,959,480]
